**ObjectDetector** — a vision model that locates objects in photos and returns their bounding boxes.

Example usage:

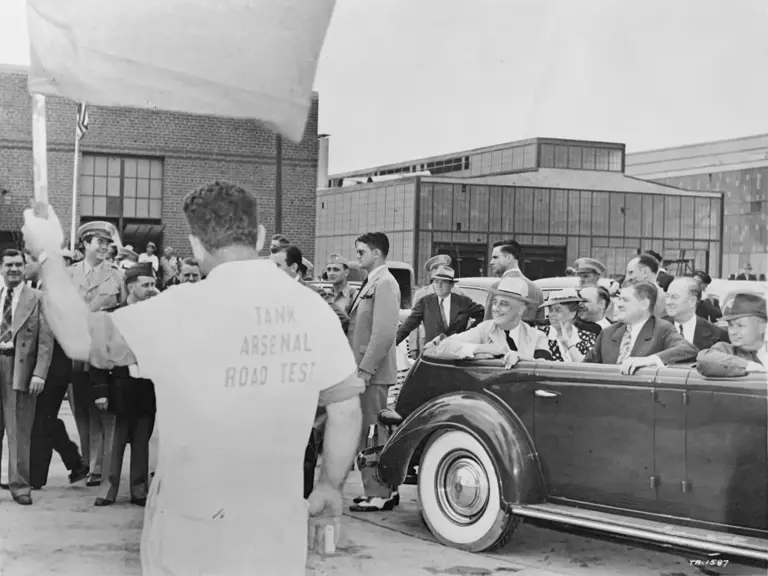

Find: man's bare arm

[39,253,92,361]
[318,371,364,489]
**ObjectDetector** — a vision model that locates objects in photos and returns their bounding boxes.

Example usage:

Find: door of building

[432,242,487,279]
[519,245,567,280]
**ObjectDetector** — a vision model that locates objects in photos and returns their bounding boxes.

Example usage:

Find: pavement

[0,405,764,576]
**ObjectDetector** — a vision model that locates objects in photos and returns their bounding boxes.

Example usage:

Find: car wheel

[418,430,520,552]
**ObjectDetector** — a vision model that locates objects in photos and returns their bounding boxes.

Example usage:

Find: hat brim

[431,276,458,283]
[489,287,535,305]
[539,296,587,308]
[575,268,602,275]
[721,311,767,322]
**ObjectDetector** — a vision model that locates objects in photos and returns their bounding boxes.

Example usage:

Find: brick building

[626,134,768,279]
[0,65,319,258]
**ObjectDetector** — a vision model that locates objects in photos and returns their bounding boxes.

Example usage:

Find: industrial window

[608,149,623,171]
[554,145,569,168]
[595,148,610,170]
[568,146,582,168]
[539,144,555,168]
[582,147,596,169]
[79,155,163,219]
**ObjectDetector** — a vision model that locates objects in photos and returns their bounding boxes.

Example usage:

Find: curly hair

[182,181,260,252]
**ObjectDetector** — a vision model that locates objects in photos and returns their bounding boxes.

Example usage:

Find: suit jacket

[436,319,550,360]
[412,283,465,308]
[347,267,400,385]
[301,279,350,333]
[662,315,729,351]
[8,284,54,392]
[697,342,764,378]
[696,298,722,323]
[585,316,698,366]
[483,269,545,324]
[396,292,484,346]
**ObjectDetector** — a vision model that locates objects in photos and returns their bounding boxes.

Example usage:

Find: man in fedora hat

[396,265,484,348]
[409,254,466,358]
[427,276,551,369]
[697,292,767,377]
[573,258,606,288]
[68,220,126,487]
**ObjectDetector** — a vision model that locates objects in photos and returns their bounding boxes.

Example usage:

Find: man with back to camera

[22,181,363,575]
[585,281,698,374]
[663,277,728,351]
[625,254,668,317]
[68,221,126,487]
[484,239,545,325]
[347,232,401,512]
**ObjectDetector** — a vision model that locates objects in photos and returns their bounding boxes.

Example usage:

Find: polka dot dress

[539,325,597,362]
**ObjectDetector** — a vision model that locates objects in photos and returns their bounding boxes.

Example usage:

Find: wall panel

[469,185,489,231]
[489,187,503,232]
[625,193,642,237]
[533,188,551,234]
[609,193,625,237]
[432,183,453,230]
[515,187,534,234]
[579,191,593,236]
[550,189,568,235]
[592,191,610,236]
[502,187,515,232]
[453,184,470,232]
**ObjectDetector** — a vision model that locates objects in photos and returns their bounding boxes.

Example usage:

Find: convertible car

[358,356,768,560]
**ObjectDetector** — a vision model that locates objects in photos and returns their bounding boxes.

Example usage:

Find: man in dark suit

[691,271,722,323]
[396,265,484,347]
[663,277,728,351]
[585,281,697,374]
[0,249,54,505]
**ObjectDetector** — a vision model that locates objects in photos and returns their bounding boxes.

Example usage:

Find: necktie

[440,298,448,327]
[504,330,518,351]
[0,287,14,344]
[678,323,684,336]
[616,327,632,364]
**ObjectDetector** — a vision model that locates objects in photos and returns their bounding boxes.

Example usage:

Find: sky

[3,0,768,173]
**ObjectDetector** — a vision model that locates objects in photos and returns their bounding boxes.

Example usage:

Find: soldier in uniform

[67,221,126,486]
[323,254,358,313]
[91,262,158,506]
[573,258,607,288]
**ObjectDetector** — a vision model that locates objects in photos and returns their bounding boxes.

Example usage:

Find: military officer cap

[77,221,119,244]
[327,253,349,268]
[425,254,451,272]
[124,262,155,283]
[574,258,607,276]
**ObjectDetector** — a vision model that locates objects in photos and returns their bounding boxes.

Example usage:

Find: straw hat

[490,276,534,304]
[539,288,586,308]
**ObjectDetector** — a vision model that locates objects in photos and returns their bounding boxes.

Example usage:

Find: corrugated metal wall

[315,180,417,271]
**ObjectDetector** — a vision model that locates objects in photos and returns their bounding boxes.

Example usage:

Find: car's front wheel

[418,430,520,552]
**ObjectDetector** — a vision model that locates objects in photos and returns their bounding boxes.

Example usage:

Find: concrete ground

[1,406,764,576]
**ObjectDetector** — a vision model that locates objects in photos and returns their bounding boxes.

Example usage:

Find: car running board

[510,502,768,562]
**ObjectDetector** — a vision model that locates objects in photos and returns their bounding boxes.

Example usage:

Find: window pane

[137,179,149,198]
[480,153,491,174]
[501,148,513,171]
[136,199,149,218]
[107,177,120,197]
[540,144,554,168]
[108,157,121,176]
[79,195,93,216]
[81,155,94,176]
[124,158,137,178]
[93,196,107,216]
[80,176,93,195]
[512,147,524,170]
[123,198,136,217]
[94,156,108,176]
[124,178,137,198]
[554,145,568,168]
[150,179,163,199]
[595,148,609,170]
[491,150,502,173]
[106,197,121,217]
[137,160,150,179]
[94,177,107,196]
[568,146,582,169]
[150,160,163,179]
[582,147,595,169]
[523,144,536,168]
[609,149,622,171]
[469,154,482,176]
[149,199,162,218]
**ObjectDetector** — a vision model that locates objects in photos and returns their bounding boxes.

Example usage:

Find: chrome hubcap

[435,450,490,525]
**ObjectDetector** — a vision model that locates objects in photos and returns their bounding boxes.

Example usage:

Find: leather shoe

[349,495,397,512]
[86,474,102,487]
[13,494,32,506]
[130,497,147,507]
[94,497,114,507]
[69,463,89,484]
[352,492,399,506]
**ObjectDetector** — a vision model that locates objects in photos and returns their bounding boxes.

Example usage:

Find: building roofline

[329,136,626,179]
[0,63,29,75]
[627,133,768,156]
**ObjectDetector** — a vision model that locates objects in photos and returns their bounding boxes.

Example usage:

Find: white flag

[26,0,336,142]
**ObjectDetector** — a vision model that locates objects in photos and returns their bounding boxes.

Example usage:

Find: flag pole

[31,94,49,206]
[70,122,81,250]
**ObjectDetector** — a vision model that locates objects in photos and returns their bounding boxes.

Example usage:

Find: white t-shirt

[110,259,356,576]
[138,252,159,272]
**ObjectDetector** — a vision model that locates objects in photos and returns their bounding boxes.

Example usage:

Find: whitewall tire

[418,430,520,552]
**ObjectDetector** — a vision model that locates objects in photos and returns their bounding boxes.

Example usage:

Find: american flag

[76,102,89,140]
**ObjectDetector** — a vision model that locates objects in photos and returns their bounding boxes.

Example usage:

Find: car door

[533,363,657,512]
[684,372,768,532]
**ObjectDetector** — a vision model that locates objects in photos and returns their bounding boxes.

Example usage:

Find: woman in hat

[425,276,551,369]
[538,289,597,363]
[697,292,767,377]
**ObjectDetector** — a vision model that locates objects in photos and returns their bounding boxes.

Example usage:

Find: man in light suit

[68,221,126,486]
[663,277,728,351]
[0,249,53,505]
[396,265,484,347]
[347,232,400,512]
[585,282,697,374]
[484,240,545,325]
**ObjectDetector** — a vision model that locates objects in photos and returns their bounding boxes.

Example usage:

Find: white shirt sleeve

[311,300,357,392]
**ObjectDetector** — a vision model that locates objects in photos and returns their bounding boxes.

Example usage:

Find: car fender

[377,391,546,506]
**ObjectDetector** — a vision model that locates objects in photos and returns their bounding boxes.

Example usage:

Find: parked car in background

[359,356,768,560]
